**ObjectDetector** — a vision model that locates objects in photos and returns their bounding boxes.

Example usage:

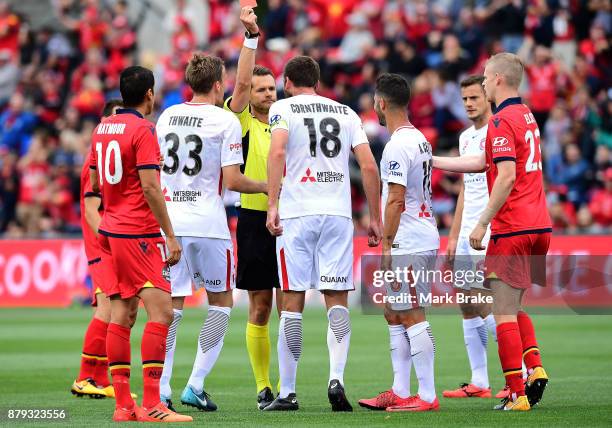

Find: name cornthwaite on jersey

[163,188,203,202]
[300,167,344,183]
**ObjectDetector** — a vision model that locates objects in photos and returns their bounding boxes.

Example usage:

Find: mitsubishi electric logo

[301,168,316,182]
[300,168,344,183]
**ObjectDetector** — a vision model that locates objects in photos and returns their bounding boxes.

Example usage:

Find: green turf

[1,307,611,427]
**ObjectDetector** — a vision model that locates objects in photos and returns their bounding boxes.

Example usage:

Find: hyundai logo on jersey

[389,161,400,170]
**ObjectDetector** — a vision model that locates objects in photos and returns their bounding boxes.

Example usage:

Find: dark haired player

[90,66,191,422]
[265,55,382,411]
[72,99,139,400]
[358,73,440,412]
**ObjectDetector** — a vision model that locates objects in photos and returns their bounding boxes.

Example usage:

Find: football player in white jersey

[156,54,267,412]
[441,75,507,400]
[358,73,440,412]
[265,55,382,411]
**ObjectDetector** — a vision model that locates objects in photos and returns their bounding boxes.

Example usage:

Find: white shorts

[385,250,437,311]
[170,236,235,296]
[276,215,353,292]
[453,233,489,291]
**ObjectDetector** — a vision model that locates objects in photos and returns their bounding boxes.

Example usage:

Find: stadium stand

[0,0,609,237]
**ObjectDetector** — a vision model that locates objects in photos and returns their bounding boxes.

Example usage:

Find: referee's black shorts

[236,208,279,290]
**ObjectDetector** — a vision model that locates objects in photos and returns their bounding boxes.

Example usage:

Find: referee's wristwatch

[245,30,260,39]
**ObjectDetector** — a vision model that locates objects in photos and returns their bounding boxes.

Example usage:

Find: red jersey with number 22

[89,109,161,236]
[485,98,552,236]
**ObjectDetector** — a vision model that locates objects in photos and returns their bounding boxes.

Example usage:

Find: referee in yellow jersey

[225,6,282,410]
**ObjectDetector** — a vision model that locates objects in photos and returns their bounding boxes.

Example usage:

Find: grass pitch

[1,306,611,427]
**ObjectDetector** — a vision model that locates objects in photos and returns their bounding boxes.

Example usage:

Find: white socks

[187,306,231,394]
[463,317,489,389]
[388,325,411,398]
[483,313,497,342]
[278,311,302,398]
[327,305,351,386]
[407,321,436,403]
[160,308,183,398]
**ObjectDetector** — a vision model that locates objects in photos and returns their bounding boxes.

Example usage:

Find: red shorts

[88,256,117,306]
[98,233,170,299]
[485,231,550,290]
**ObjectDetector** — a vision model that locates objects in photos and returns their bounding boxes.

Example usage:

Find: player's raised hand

[165,235,182,266]
[469,224,487,251]
[240,6,259,35]
[368,219,382,247]
[266,206,283,236]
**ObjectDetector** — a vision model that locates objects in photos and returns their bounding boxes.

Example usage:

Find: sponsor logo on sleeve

[492,136,508,147]
[491,136,512,153]
[388,160,402,177]
[270,114,281,125]
[269,114,287,130]
[229,143,242,152]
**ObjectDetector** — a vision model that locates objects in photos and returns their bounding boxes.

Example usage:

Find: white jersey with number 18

[268,94,369,220]
[156,102,243,239]
[381,126,439,255]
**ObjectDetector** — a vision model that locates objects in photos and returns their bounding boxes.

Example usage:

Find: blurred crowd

[0,0,610,238]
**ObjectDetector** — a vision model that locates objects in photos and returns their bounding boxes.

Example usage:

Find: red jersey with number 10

[485,97,552,236]
[89,109,161,236]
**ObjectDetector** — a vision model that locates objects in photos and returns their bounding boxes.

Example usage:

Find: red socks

[517,311,543,371]
[141,322,169,409]
[107,323,134,409]
[78,318,108,383]
[94,354,110,388]
[496,322,525,397]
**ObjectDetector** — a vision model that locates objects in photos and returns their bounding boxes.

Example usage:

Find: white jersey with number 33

[268,94,368,219]
[381,126,439,255]
[156,102,243,239]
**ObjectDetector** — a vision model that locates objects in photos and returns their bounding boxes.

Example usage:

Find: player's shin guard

[187,306,231,394]
[79,317,108,382]
[388,325,411,398]
[484,313,497,341]
[327,305,351,386]
[278,311,302,398]
[246,322,272,392]
[463,317,489,389]
[407,321,436,403]
[496,322,525,396]
[141,322,169,409]
[107,323,134,409]
[160,309,183,398]
[517,311,542,371]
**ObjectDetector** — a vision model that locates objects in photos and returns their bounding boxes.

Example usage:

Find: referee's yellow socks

[246,322,272,393]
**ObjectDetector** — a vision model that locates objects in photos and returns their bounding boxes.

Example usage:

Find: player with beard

[223,6,282,410]
[358,73,440,413]
[265,56,382,411]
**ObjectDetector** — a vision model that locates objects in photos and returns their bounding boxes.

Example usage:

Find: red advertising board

[0,235,610,307]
